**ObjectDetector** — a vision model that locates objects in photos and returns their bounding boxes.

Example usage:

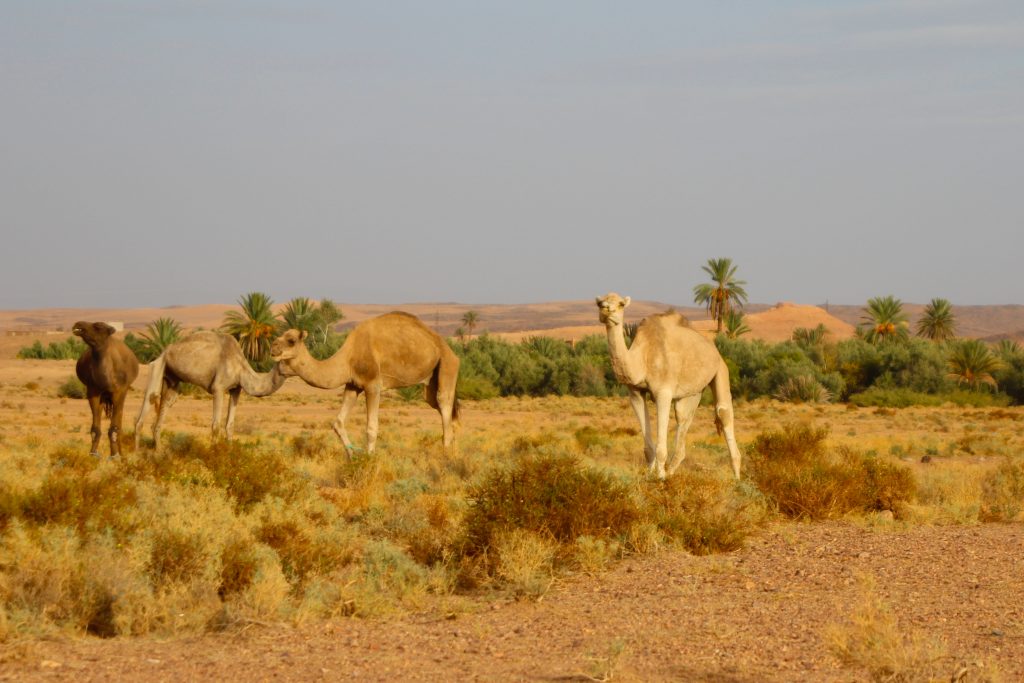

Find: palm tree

[995,339,1022,361]
[947,339,1004,390]
[723,310,751,339]
[221,292,278,365]
[138,317,183,362]
[860,295,909,344]
[916,298,956,342]
[693,258,748,333]
[792,323,827,347]
[280,297,318,334]
[462,310,480,338]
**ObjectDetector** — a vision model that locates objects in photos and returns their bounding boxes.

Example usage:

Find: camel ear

[622,297,631,308]
[595,297,603,306]
[299,330,308,341]
[98,323,116,336]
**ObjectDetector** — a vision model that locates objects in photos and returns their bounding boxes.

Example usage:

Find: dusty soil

[3,523,1021,682]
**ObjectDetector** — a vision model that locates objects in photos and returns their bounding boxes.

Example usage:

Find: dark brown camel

[73,321,140,457]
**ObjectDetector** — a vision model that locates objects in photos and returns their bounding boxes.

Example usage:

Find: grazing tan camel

[270,312,460,453]
[134,330,288,449]
[72,321,140,458]
[596,293,741,480]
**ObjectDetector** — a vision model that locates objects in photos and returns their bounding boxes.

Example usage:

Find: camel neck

[239,363,287,396]
[290,347,351,390]
[605,321,640,386]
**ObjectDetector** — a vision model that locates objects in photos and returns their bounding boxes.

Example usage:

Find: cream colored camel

[597,293,741,479]
[134,330,287,449]
[270,312,460,453]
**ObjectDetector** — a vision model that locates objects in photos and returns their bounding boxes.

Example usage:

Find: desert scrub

[56,376,86,400]
[639,471,768,555]
[748,424,915,519]
[827,575,949,682]
[461,451,639,557]
[979,457,1024,522]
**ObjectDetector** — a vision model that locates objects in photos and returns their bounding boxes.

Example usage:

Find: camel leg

[627,390,656,467]
[331,387,360,455]
[652,392,673,479]
[211,390,225,441]
[712,364,742,479]
[364,385,381,454]
[134,391,151,451]
[435,356,460,451]
[108,389,128,458]
[666,393,701,476]
[225,388,241,441]
[87,390,103,456]
[152,383,179,450]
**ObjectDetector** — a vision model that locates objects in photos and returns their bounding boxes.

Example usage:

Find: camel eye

[288,339,295,346]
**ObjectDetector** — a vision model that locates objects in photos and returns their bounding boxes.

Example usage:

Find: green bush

[748,424,915,519]
[57,376,87,399]
[17,337,86,360]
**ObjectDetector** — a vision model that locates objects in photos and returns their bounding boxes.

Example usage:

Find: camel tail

[102,395,114,419]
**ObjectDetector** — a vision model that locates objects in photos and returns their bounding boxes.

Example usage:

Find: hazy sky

[2,1,1022,309]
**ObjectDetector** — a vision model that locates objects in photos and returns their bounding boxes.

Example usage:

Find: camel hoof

[89,451,101,459]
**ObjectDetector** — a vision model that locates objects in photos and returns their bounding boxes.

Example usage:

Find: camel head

[72,321,117,349]
[596,293,631,326]
[270,328,308,367]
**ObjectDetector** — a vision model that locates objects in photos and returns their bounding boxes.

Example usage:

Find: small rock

[39,661,62,669]
[878,510,894,521]
[921,455,932,463]
[858,551,870,559]
[991,629,1004,637]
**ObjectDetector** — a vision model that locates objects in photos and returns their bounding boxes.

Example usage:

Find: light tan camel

[73,321,140,458]
[270,312,460,453]
[134,330,287,449]
[596,293,741,480]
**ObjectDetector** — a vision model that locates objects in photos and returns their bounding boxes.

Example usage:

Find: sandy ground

[3,523,1021,682]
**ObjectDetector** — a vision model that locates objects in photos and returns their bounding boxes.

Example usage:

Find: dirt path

[4,523,1022,682]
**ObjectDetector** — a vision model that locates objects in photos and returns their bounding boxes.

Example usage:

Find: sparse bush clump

[827,575,948,682]
[57,376,86,399]
[461,452,639,557]
[640,471,768,555]
[979,458,1024,522]
[748,424,915,519]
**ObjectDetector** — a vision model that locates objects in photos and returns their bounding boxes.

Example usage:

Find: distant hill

[2,300,1022,349]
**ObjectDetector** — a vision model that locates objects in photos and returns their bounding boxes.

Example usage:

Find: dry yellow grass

[1,355,1022,642]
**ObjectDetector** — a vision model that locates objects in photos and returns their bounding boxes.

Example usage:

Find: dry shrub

[56,377,86,400]
[166,437,302,509]
[749,424,915,520]
[251,497,358,585]
[827,575,948,682]
[574,426,609,451]
[290,432,332,460]
[402,494,462,566]
[979,458,1024,522]
[510,432,560,454]
[491,529,556,597]
[18,468,138,536]
[640,472,768,555]
[572,535,622,574]
[462,452,639,556]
